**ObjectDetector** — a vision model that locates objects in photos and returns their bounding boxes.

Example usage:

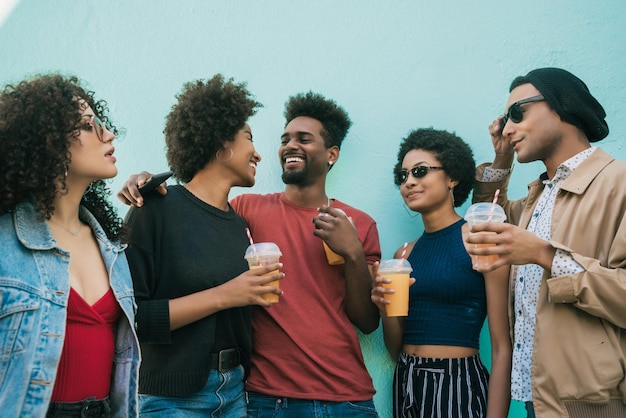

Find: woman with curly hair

[122,74,282,417]
[371,128,512,418]
[0,74,140,417]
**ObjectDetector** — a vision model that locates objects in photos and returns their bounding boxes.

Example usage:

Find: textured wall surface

[2,1,625,416]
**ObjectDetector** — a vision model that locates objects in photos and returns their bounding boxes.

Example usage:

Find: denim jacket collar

[15,198,126,253]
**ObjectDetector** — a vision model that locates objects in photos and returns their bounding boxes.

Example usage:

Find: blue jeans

[139,365,246,417]
[525,402,535,418]
[246,392,378,417]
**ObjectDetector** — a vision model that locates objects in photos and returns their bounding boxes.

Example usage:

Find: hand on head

[488,116,515,169]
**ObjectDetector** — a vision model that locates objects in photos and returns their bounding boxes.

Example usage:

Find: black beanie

[523,68,609,142]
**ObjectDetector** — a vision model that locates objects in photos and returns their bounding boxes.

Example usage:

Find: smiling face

[66,101,117,183]
[400,149,454,214]
[503,83,564,165]
[279,116,337,186]
[225,123,261,187]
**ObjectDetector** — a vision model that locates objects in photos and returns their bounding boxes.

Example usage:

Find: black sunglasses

[502,94,545,126]
[394,165,444,185]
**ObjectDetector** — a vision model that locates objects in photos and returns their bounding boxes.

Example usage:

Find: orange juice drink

[323,242,345,265]
[249,265,280,303]
[378,258,413,317]
[464,203,507,270]
[469,238,499,270]
[244,242,282,304]
[381,272,411,316]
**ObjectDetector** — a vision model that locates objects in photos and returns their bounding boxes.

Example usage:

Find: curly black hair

[165,74,262,183]
[0,74,123,241]
[284,92,351,149]
[394,128,475,207]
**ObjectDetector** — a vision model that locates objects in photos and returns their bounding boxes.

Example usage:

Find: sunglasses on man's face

[502,94,545,127]
[394,165,444,185]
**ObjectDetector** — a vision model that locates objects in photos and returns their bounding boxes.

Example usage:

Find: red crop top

[51,287,121,402]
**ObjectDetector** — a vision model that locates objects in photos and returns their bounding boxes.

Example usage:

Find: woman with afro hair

[371,128,512,418]
[0,74,140,417]
[122,74,283,417]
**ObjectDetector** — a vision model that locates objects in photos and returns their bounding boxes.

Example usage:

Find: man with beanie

[467,67,626,418]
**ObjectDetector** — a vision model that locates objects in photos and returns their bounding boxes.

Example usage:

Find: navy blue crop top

[403,219,486,349]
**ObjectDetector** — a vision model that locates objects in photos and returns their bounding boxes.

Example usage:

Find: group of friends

[0,67,624,418]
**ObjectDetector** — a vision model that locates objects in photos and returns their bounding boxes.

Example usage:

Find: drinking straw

[491,189,500,206]
[400,242,408,259]
[245,228,261,266]
[487,189,500,222]
[245,228,255,246]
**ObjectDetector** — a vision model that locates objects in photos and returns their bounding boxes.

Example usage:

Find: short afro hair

[394,128,475,207]
[284,92,351,149]
[165,74,261,183]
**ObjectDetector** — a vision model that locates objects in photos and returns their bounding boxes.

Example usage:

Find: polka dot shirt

[482,147,595,401]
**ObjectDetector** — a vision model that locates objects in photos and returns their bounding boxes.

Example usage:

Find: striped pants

[393,353,489,418]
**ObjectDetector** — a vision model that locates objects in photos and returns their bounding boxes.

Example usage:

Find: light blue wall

[2,1,625,416]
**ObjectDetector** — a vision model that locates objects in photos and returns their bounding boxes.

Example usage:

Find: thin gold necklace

[49,218,82,236]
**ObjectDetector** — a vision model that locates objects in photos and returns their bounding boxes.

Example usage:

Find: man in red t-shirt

[232,92,381,417]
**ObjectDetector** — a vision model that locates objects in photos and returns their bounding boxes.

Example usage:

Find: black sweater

[125,185,251,396]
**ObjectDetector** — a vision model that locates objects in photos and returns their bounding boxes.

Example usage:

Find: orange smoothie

[381,273,410,317]
[250,265,280,304]
[469,232,498,269]
[323,242,345,265]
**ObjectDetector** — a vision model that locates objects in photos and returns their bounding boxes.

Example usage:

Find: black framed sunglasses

[394,165,444,185]
[502,94,545,126]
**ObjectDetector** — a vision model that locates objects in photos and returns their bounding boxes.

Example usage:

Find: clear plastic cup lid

[244,242,282,259]
[378,258,413,274]
[464,202,507,223]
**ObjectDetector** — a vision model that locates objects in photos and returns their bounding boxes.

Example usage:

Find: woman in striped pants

[371,128,512,418]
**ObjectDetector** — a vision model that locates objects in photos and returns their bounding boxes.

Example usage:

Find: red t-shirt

[231,193,381,401]
[51,288,121,402]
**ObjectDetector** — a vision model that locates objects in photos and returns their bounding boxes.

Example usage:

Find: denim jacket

[0,200,140,417]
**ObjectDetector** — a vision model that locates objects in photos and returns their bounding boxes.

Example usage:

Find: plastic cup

[323,242,345,265]
[464,202,507,270]
[320,207,351,265]
[244,242,282,304]
[378,258,413,317]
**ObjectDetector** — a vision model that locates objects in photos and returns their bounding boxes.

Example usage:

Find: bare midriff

[402,344,478,359]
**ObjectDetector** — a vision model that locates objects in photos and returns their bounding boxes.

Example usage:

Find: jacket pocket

[0,285,41,385]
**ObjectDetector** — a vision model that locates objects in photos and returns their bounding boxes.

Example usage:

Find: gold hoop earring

[216,147,234,163]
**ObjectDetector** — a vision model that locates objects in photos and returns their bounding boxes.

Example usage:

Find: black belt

[47,397,110,418]
[209,348,241,372]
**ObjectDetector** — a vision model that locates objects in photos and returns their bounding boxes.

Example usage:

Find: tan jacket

[474,148,626,418]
